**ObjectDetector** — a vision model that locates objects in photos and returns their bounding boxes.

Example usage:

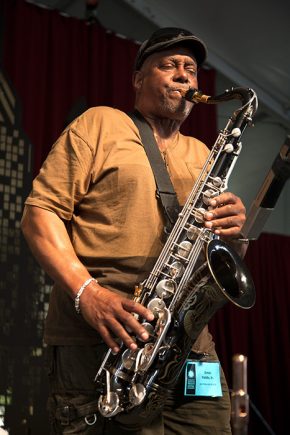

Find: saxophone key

[147,297,165,315]
[231,127,241,137]
[211,176,223,187]
[224,143,234,153]
[155,279,176,299]
[186,226,199,240]
[177,240,192,256]
[122,348,138,370]
[192,207,206,223]
[169,261,185,278]
[129,383,146,406]
[202,188,218,205]
[98,391,121,417]
[139,343,155,370]
[139,322,155,342]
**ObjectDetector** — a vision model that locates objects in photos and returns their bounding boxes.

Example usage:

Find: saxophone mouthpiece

[182,88,211,104]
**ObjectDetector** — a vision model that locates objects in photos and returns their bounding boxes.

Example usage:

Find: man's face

[133,46,198,120]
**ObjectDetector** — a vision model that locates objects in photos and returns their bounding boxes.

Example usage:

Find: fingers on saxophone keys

[204,211,214,221]
[213,226,242,238]
[205,204,235,220]
[205,216,242,232]
[98,324,121,354]
[124,299,154,322]
[105,318,139,352]
[121,311,151,343]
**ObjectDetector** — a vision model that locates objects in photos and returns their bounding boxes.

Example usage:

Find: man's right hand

[21,206,154,354]
[79,280,154,353]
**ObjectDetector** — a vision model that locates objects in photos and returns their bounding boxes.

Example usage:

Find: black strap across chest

[129,110,180,231]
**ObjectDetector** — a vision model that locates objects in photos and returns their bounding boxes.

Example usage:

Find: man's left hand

[204,192,246,239]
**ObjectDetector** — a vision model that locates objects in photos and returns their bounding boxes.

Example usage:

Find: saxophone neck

[181,88,211,103]
[183,87,258,117]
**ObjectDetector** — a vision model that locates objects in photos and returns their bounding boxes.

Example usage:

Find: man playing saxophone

[21,27,248,434]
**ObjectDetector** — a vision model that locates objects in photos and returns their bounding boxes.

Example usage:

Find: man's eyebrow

[167,55,197,64]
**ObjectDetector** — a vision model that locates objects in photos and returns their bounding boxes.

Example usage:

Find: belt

[55,400,99,426]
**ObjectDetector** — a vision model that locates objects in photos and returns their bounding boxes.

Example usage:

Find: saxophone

[95,87,257,425]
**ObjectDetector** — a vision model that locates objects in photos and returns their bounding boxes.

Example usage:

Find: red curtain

[2,0,216,176]
[2,1,289,434]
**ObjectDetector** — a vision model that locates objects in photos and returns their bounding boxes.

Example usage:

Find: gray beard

[161,95,192,119]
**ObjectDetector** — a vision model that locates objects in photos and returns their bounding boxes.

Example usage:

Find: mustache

[167,87,193,98]
[168,86,190,92]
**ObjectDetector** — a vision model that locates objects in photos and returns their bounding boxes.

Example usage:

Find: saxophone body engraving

[95,87,257,424]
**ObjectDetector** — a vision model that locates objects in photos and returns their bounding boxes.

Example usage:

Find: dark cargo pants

[46,344,231,434]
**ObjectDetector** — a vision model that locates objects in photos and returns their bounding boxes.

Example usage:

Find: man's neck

[135,108,182,152]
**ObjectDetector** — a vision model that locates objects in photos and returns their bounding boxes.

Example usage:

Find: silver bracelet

[74,277,97,314]
[238,237,249,244]
[232,237,249,244]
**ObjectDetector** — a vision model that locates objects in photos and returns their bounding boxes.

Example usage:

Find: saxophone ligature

[94,87,258,425]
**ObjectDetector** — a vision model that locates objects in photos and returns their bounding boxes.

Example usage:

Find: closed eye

[160,62,175,70]
[186,67,197,76]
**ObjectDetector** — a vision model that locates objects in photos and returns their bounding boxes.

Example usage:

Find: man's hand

[203,192,246,239]
[79,281,154,354]
[21,206,155,354]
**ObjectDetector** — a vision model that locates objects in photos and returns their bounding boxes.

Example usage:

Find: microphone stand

[231,355,249,435]
[242,135,290,239]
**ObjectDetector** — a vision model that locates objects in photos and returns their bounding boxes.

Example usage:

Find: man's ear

[132,70,143,91]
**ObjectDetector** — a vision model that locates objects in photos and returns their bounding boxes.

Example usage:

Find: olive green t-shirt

[25,106,214,351]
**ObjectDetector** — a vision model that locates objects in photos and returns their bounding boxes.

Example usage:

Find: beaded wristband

[74,277,97,314]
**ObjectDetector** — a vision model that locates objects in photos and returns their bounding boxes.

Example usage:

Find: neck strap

[129,110,180,231]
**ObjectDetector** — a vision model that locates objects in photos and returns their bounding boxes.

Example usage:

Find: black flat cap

[134,27,207,70]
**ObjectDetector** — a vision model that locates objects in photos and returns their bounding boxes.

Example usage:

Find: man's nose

[173,67,189,83]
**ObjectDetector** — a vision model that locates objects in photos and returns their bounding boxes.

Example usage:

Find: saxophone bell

[207,239,255,309]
